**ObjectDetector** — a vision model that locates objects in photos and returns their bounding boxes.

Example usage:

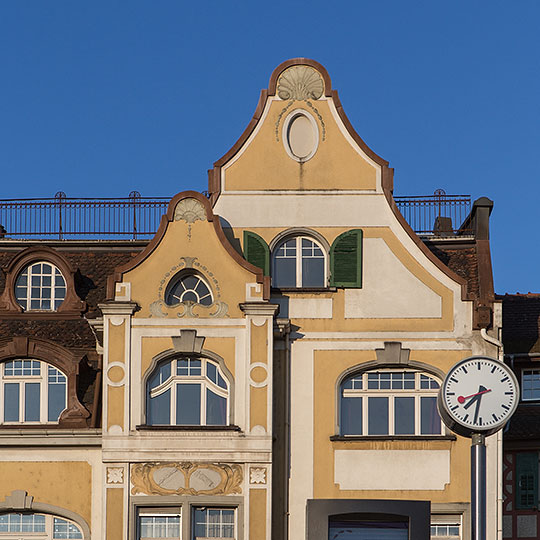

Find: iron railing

[0,192,170,240]
[395,189,473,236]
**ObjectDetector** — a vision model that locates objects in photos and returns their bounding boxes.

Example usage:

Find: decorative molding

[106,467,124,485]
[239,302,279,317]
[0,246,85,318]
[99,302,138,317]
[249,467,267,485]
[152,258,228,318]
[131,462,243,496]
[172,330,205,353]
[174,198,207,223]
[106,362,126,386]
[249,362,269,388]
[0,337,90,428]
[0,490,90,540]
[277,65,324,101]
[375,341,410,365]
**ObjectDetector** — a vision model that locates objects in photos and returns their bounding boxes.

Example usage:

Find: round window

[282,110,319,162]
[164,274,213,306]
[14,262,66,311]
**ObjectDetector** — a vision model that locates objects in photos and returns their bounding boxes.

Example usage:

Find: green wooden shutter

[330,229,363,288]
[516,452,538,509]
[243,231,270,276]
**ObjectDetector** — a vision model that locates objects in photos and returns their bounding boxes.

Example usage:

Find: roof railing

[0,192,170,240]
[394,189,473,237]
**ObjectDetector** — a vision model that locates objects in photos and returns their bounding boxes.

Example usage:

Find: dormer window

[14,262,66,311]
[164,273,213,307]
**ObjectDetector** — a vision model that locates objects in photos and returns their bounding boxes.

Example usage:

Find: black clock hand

[473,395,482,425]
[463,385,488,410]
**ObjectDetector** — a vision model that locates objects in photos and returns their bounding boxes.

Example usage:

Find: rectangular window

[341,396,362,435]
[421,396,442,435]
[25,382,41,422]
[368,396,389,435]
[193,508,235,539]
[4,383,19,422]
[394,396,415,435]
[177,384,201,425]
[329,517,408,539]
[522,369,540,401]
[516,452,539,509]
[138,509,181,540]
[430,515,461,539]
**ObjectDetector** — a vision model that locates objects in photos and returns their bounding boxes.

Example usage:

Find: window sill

[330,434,457,441]
[136,424,242,432]
[271,287,337,294]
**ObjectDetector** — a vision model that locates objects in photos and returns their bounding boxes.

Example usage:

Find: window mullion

[201,381,206,425]
[296,237,302,287]
[41,372,48,423]
[388,395,394,436]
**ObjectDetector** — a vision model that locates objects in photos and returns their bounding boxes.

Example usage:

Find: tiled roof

[500,293,540,354]
[505,404,540,440]
[425,242,480,298]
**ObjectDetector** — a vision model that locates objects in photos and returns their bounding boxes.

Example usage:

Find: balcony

[0,190,473,240]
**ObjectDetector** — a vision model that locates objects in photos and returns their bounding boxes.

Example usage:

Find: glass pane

[25,382,40,422]
[206,389,227,425]
[329,520,408,540]
[341,396,362,435]
[147,389,171,425]
[4,383,20,422]
[421,396,441,434]
[149,362,171,389]
[302,257,325,287]
[176,384,201,425]
[368,397,388,435]
[274,258,296,288]
[207,362,217,383]
[394,397,414,435]
[48,379,67,421]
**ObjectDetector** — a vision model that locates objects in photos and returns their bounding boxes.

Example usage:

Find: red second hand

[457,388,492,404]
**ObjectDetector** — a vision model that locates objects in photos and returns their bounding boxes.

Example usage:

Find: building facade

[0,59,501,540]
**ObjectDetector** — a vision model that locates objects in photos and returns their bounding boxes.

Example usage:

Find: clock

[438,356,519,437]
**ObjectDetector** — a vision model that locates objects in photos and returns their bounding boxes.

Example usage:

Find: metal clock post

[437,356,519,540]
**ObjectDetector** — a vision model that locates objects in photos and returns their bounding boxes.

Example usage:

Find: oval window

[283,111,318,162]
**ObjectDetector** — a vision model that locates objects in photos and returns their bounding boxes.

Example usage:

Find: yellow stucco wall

[223,99,378,192]
[249,488,267,540]
[106,488,123,540]
[123,218,260,319]
[0,461,92,524]
[312,349,472,502]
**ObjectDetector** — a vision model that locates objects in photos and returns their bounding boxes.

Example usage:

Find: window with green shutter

[516,452,538,509]
[243,231,270,276]
[330,229,363,288]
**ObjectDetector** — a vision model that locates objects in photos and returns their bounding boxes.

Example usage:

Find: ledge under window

[271,287,336,294]
[330,434,457,442]
[136,424,242,432]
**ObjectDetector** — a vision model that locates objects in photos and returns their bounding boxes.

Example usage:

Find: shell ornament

[174,198,206,223]
[277,66,324,101]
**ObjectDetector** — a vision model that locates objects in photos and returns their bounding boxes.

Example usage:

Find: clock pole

[471,433,486,540]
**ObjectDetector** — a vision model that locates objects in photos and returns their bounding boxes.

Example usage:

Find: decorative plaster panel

[344,238,442,318]
[334,449,450,491]
[131,462,243,496]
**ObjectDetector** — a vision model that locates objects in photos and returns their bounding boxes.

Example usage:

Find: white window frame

[340,370,444,436]
[148,358,230,426]
[14,261,67,312]
[521,368,540,401]
[272,236,327,288]
[0,360,68,425]
[165,274,214,307]
[430,514,462,539]
[0,512,83,539]
[134,505,237,540]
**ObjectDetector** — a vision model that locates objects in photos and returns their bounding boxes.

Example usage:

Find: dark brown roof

[505,404,540,441]
[424,241,479,298]
[500,293,540,354]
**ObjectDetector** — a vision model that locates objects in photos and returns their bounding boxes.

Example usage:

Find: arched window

[0,360,67,424]
[339,369,443,436]
[0,513,82,538]
[14,262,66,311]
[146,356,230,426]
[164,273,213,307]
[272,236,326,288]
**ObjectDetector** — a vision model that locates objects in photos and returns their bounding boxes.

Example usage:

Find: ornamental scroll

[131,462,243,496]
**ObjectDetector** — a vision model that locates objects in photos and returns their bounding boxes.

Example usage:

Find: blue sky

[1,1,539,294]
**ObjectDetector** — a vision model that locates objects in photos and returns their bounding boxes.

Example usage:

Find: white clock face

[440,357,519,436]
